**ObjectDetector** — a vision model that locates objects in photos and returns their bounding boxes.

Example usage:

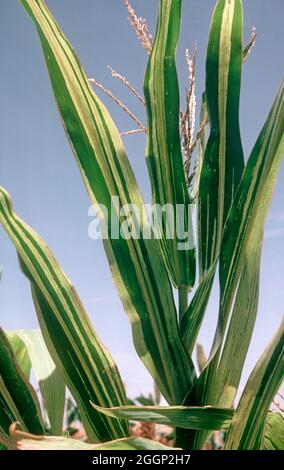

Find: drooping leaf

[0,330,44,448]
[144,0,195,288]
[0,188,128,442]
[198,0,244,278]
[225,319,284,449]
[19,0,196,405]
[7,329,65,435]
[92,404,234,431]
[181,260,217,353]
[10,424,177,450]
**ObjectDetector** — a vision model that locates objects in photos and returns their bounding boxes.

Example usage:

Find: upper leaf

[144,0,196,288]
[198,0,244,277]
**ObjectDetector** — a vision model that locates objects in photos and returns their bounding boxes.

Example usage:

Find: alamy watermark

[88,196,195,251]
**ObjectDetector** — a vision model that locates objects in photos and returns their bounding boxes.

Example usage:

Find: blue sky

[0,0,283,399]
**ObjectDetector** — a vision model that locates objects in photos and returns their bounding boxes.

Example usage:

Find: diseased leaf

[0,188,128,442]
[92,403,234,431]
[182,62,283,453]
[144,0,196,288]
[225,319,284,449]
[7,333,32,379]
[19,0,196,405]
[0,330,44,448]
[10,424,177,450]
[198,0,244,278]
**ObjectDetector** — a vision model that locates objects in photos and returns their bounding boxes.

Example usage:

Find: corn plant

[0,0,283,451]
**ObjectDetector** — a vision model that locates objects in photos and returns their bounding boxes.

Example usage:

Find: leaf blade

[8,329,65,435]
[0,188,128,442]
[92,404,234,431]
[0,330,44,447]
[144,0,195,288]
[198,0,244,277]
[19,0,196,403]
[225,319,284,449]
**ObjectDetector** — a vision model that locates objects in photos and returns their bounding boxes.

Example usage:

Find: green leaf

[0,330,44,448]
[186,80,284,370]
[261,412,284,450]
[181,260,217,353]
[144,0,195,288]
[7,333,32,379]
[182,0,246,352]
[182,79,284,449]
[12,430,177,450]
[7,330,65,435]
[92,404,234,431]
[190,92,208,202]
[225,319,284,449]
[198,0,244,278]
[213,240,262,407]
[0,188,128,442]
[18,0,196,404]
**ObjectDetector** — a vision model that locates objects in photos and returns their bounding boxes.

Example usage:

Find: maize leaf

[261,413,284,450]
[190,92,208,202]
[7,332,31,379]
[0,188,128,442]
[19,0,196,404]
[7,329,65,435]
[10,424,177,450]
[182,80,284,449]
[225,319,284,449]
[184,80,284,359]
[213,239,262,407]
[144,0,195,288]
[92,404,233,431]
[198,0,244,278]
[182,0,245,350]
[0,329,44,448]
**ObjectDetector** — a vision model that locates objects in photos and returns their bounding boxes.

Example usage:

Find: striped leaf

[225,319,284,449]
[181,261,217,354]
[92,403,233,431]
[213,239,262,407]
[0,329,44,449]
[190,92,208,202]
[144,0,196,289]
[181,0,244,351]
[0,188,128,442]
[7,330,65,435]
[182,80,284,449]
[184,80,284,359]
[198,0,244,278]
[19,0,196,404]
